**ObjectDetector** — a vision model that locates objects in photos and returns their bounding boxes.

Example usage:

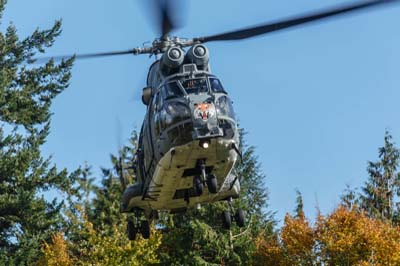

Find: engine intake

[185,44,209,68]
[160,47,184,75]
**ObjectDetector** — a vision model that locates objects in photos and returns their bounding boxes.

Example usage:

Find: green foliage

[360,131,400,223]
[294,189,304,218]
[340,184,360,210]
[0,2,79,265]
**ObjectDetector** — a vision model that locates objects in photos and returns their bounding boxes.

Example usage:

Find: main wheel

[127,221,138,241]
[235,209,246,228]
[221,211,231,229]
[193,176,203,196]
[141,220,150,239]
[207,174,218,194]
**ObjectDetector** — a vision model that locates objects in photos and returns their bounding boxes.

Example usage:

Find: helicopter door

[141,91,160,182]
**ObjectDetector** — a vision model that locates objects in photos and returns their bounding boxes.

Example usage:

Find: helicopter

[40,0,399,239]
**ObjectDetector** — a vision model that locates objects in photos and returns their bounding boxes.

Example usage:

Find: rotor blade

[143,0,184,37]
[35,49,136,63]
[196,0,399,43]
[159,0,174,37]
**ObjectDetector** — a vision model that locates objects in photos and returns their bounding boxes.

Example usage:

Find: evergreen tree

[360,131,400,222]
[294,189,304,218]
[340,184,359,210]
[0,1,79,264]
[89,132,138,233]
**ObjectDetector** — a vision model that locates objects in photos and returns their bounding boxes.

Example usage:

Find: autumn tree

[315,206,400,265]
[0,1,82,265]
[254,191,314,266]
[254,202,400,265]
[360,131,400,223]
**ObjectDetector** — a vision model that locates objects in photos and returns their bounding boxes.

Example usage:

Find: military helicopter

[41,0,399,239]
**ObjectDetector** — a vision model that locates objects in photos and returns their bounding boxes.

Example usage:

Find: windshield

[209,78,226,93]
[181,78,208,94]
[161,81,184,100]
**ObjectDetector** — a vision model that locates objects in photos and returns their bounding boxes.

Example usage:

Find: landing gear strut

[127,220,138,240]
[206,174,218,194]
[193,176,203,196]
[221,197,246,229]
[193,160,218,195]
[141,220,150,239]
[126,211,152,240]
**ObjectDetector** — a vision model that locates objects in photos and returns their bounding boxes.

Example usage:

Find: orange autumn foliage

[253,233,285,266]
[254,206,400,266]
[281,212,314,265]
[316,206,400,266]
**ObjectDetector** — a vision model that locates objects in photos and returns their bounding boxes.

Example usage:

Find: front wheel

[207,174,218,194]
[221,211,231,229]
[127,221,138,241]
[141,220,150,239]
[193,176,203,196]
[234,209,245,228]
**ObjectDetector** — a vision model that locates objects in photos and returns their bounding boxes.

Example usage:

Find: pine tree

[89,132,138,233]
[360,131,400,222]
[294,189,304,218]
[0,1,80,265]
[340,184,359,210]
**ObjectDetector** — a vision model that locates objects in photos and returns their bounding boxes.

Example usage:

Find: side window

[216,95,235,119]
[151,93,161,136]
[151,93,158,114]
[210,78,226,93]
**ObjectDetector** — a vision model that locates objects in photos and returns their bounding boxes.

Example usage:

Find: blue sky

[3,0,400,224]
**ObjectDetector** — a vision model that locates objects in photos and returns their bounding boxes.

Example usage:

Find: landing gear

[234,209,245,228]
[141,220,150,239]
[193,176,203,196]
[126,219,151,240]
[126,210,153,240]
[193,160,218,195]
[222,211,232,229]
[206,174,218,194]
[127,220,138,240]
[221,197,246,229]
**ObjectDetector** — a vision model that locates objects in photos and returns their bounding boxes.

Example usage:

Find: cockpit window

[209,78,226,93]
[216,95,235,119]
[161,81,184,100]
[181,78,208,94]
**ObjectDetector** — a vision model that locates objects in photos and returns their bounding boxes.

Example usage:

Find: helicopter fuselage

[121,45,241,217]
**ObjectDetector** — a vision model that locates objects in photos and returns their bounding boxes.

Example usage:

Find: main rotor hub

[134,36,198,55]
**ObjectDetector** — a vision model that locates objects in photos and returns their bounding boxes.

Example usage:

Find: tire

[141,220,151,239]
[127,221,137,241]
[221,211,231,229]
[207,174,218,194]
[194,176,203,196]
[235,209,245,228]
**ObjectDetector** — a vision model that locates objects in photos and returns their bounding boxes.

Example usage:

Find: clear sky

[3,0,400,224]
